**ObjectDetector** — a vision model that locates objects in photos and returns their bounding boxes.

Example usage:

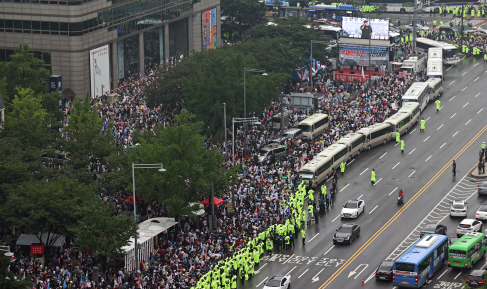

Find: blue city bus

[307,4,360,21]
[393,234,448,288]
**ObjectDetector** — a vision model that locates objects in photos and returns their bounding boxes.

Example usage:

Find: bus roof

[317,143,347,158]
[416,38,457,50]
[316,25,342,32]
[299,155,332,173]
[396,234,448,265]
[425,78,442,86]
[356,122,391,133]
[397,102,420,114]
[309,4,359,10]
[449,232,485,251]
[402,82,429,99]
[298,113,328,126]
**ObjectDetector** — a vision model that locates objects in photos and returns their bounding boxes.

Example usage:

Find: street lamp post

[243,68,267,156]
[132,163,166,288]
[232,117,259,166]
[0,245,13,272]
[310,40,328,93]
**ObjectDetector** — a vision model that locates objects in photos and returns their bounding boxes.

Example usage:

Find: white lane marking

[346,159,355,166]
[426,117,430,122]
[365,272,376,284]
[285,266,297,276]
[446,66,452,71]
[454,271,462,280]
[392,162,400,169]
[340,184,350,192]
[449,96,456,101]
[409,128,416,134]
[332,215,341,222]
[438,269,448,279]
[463,102,469,108]
[255,263,267,274]
[478,108,484,114]
[298,269,309,279]
[474,77,480,81]
[308,233,320,243]
[451,112,457,118]
[466,119,471,125]
[453,131,459,137]
[374,178,382,185]
[389,187,398,196]
[311,268,325,283]
[357,195,363,199]
[323,245,334,256]
[359,168,368,175]
[440,143,446,149]
[461,87,467,91]
[439,106,443,110]
[461,71,467,76]
[395,142,399,146]
[408,148,416,155]
[282,254,295,265]
[423,136,430,142]
[449,80,455,85]
[437,124,443,130]
[369,205,378,214]
[409,171,416,178]
[474,63,480,67]
[425,155,432,162]
[256,278,268,287]
[476,92,481,97]
[380,152,387,159]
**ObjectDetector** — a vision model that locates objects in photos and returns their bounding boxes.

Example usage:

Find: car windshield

[258,150,270,156]
[452,203,464,209]
[379,264,392,271]
[459,223,472,228]
[479,205,487,212]
[470,274,484,281]
[300,173,314,180]
[338,226,353,233]
[395,263,415,272]
[265,280,281,287]
[344,202,358,209]
[298,124,312,132]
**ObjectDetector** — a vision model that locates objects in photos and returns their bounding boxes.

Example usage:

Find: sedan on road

[478,181,487,195]
[375,261,393,281]
[263,275,291,289]
[476,204,487,220]
[457,219,483,237]
[341,199,365,218]
[450,200,468,217]
[419,223,447,239]
[333,223,360,244]
[466,270,487,288]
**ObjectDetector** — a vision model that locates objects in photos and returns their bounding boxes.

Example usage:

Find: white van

[299,155,333,188]
[337,133,366,159]
[384,112,414,137]
[397,102,420,126]
[317,143,349,172]
[298,113,329,140]
[425,78,443,100]
[357,123,393,150]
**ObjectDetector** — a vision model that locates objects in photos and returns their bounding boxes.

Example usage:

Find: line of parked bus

[298,78,443,188]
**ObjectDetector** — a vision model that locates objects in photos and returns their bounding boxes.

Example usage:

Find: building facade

[0,0,221,97]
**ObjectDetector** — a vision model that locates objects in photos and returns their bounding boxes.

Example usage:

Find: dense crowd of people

[2,38,440,289]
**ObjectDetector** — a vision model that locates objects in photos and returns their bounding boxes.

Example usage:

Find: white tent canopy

[16,233,65,247]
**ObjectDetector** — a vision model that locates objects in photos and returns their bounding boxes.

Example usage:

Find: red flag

[301,67,303,81]
[309,65,312,79]
[254,208,258,218]
[315,60,318,71]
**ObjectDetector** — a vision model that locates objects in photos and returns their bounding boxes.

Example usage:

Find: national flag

[103,119,108,131]
[254,208,258,218]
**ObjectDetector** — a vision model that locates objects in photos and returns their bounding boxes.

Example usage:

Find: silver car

[478,181,487,195]
[476,204,487,220]
[456,219,483,237]
[263,275,291,289]
[450,200,467,217]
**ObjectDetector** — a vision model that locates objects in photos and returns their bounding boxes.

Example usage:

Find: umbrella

[200,197,225,206]
[125,195,148,204]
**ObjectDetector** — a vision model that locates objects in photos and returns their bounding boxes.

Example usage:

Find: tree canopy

[221,0,268,41]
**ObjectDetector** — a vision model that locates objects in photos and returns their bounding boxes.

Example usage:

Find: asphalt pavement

[241,57,487,289]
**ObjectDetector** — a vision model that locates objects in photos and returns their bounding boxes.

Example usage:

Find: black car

[466,270,487,288]
[333,223,360,244]
[375,261,393,281]
[419,223,447,239]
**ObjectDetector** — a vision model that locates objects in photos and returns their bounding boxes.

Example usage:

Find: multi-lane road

[242,57,487,289]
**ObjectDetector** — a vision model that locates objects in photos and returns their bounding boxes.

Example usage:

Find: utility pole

[413,0,418,52]
[223,103,227,153]
[280,95,284,137]
[368,34,371,88]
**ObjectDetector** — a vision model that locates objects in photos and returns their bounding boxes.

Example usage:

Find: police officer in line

[482,142,486,158]
[420,117,425,132]
[436,99,441,112]
[371,168,376,185]
[401,140,405,153]
[340,161,346,176]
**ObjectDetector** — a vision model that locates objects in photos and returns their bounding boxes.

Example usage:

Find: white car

[476,204,487,220]
[341,199,364,218]
[404,23,429,32]
[263,275,291,289]
[456,219,483,237]
[450,200,468,217]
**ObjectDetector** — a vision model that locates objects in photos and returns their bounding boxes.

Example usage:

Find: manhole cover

[390,177,397,180]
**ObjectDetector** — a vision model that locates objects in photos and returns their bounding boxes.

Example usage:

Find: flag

[315,60,318,71]
[361,66,365,81]
[103,119,108,131]
[64,281,67,289]
[80,276,84,284]
[309,64,312,80]
[285,206,290,218]
[300,67,303,81]
[254,208,258,218]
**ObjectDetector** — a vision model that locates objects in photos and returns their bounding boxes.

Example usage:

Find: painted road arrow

[311,268,325,283]
[348,264,368,279]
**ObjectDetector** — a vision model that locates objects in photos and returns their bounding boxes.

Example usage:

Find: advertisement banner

[30,245,44,255]
[342,17,389,40]
[49,75,62,94]
[202,8,217,50]
[339,46,389,67]
[117,41,124,79]
[90,45,110,99]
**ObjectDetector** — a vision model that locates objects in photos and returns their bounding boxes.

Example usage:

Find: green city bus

[448,232,487,269]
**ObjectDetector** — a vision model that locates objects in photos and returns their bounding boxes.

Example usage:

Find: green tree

[0,254,31,289]
[376,5,388,14]
[126,110,236,219]
[9,87,45,121]
[2,177,92,248]
[73,198,137,258]
[221,0,268,40]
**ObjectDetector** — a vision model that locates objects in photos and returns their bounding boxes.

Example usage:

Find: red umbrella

[125,195,148,204]
[200,197,224,206]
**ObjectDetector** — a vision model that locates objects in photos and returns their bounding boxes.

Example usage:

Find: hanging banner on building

[90,45,110,99]
[339,46,389,67]
[49,75,62,94]
[117,41,125,79]
[202,8,217,50]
